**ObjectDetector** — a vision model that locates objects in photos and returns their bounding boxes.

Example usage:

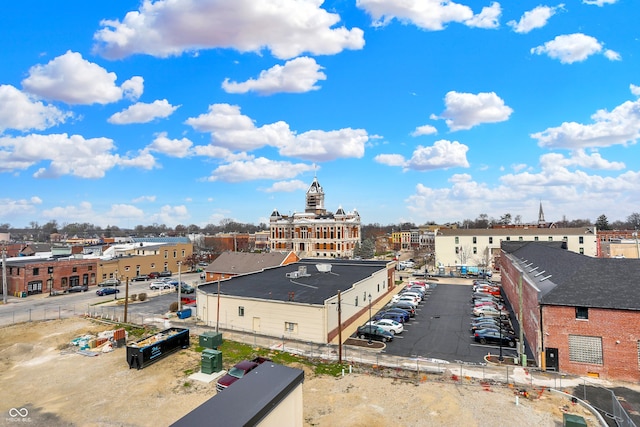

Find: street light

[49,273,53,296]
[368,293,372,345]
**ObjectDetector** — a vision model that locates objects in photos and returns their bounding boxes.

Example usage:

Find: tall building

[269,177,361,258]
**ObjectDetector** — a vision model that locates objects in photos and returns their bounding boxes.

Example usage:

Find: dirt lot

[0,318,597,426]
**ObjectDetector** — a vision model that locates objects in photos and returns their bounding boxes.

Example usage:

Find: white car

[396,296,419,308]
[149,281,173,290]
[366,319,404,335]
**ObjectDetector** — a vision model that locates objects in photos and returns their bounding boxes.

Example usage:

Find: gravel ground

[0,317,597,426]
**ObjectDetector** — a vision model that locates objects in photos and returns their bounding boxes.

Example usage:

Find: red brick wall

[542,305,640,383]
[500,257,543,364]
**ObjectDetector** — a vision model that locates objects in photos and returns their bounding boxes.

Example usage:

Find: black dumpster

[127,327,189,370]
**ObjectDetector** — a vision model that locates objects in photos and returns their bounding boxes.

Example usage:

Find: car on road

[132,274,149,282]
[366,319,404,335]
[473,328,516,347]
[149,281,174,290]
[98,278,120,287]
[66,285,88,293]
[356,325,394,342]
[96,287,120,296]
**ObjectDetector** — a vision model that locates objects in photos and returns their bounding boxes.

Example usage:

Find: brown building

[202,251,299,282]
[2,257,98,296]
[500,241,640,382]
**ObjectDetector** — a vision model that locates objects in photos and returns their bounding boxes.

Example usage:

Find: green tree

[595,214,610,230]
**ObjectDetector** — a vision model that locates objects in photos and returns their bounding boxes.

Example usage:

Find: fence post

[58,306,61,320]
[506,366,509,385]
[29,308,32,322]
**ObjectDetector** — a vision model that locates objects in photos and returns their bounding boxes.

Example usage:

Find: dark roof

[131,237,190,243]
[438,227,594,237]
[504,242,640,311]
[206,251,293,275]
[199,259,389,304]
[171,363,304,427]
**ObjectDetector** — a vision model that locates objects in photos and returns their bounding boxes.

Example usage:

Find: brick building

[500,241,640,382]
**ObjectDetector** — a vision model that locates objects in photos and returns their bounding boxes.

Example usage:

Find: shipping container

[126,327,189,370]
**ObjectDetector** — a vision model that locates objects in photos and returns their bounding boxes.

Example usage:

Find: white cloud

[604,49,621,61]
[222,57,326,95]
[507,4,563,34]
[279,128,367,161]
[631,84,640,97]
[531,95,640,149]
[108,99,179,124]
[93,0,364,60]
[0,133,157,178]
[132,195,157,203]
[0,197,42,220]
[186,103,368,161]
[411,125,438,137]
[375,140,469,171]
[539,150,625,170]
[147,133,193,158]
[357,0,499,31]
[121,76,144,101]
[207,157,314,182]
[21,51,142,105]
[435,91,513,131]
[464,2,501,29]
[0,85,72,132]
[405,140,470,170]
[530,33,615,64]
[583,0,617,5]
[148,205,190,227]
[261,180,309,193]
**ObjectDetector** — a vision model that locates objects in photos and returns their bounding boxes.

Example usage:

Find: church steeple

[305,177,326,215]
[538,201,546,228]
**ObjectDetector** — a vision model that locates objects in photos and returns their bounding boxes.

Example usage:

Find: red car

[216,357,271,392]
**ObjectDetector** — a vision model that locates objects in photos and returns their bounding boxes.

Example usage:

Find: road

[0,272,204,326]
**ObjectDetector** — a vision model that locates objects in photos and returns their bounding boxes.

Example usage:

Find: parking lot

[357,278,519,364]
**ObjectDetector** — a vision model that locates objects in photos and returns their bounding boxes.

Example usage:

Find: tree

[627,212,640,229]
[499,213,512,225]
[595,214,610,231]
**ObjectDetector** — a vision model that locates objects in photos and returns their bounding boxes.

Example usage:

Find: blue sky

[1,0,638,229]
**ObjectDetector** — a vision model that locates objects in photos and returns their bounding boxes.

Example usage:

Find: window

[238,306,245,317]
[33,267,40,276]
[576,307,588,320]
[473,247,477,254]
[173,250,177,258]
[506,237,510,241]
[48,266,54,274]
[472,237,477,244]
[355,296,358,307]
[455,237,459,244]
[285,322,298,333]
[579,248,584,254]
[569,335,603,365]
[534,236,539,241]
[579,236,584,244]
[637,341,640,370]
[72,267,77,273]
[548,237,553,241]
[489,237,493,244]
[519,236,523,241]
[164,250,168,259]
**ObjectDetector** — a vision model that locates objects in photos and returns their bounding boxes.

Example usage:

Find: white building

[269,177,361,258]
[435,227,598,270]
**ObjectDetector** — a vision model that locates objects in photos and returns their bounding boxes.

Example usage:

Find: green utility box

[201,349,222,374]
[563,413,587,427]
[199,331,223,349]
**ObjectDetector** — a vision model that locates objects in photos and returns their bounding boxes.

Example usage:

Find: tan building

[269,177,361,258]
[435,227,598,270]
[202,251,299,282]
[97,238,193,282]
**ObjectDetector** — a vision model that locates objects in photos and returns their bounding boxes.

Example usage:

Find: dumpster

[201,349,222,374]
[126,327,189,370]
[563,414,586,427]
[177,308,192,319]
[199,331,223,349]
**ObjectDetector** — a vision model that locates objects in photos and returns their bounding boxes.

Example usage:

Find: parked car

[158,271,173,277]
[473,306,508,318]
[216,357,271,392]
[132,274,149,282]
[173,282,195,294]
[373,311,406,324]
[356,325,394,342]
[381,308,411,322]
[399,291,423,301]
[96,287,120,296]
[396,296,419,307]
[473,328,516,347]
[387,302,416,316]
[149,281,173,290]
[66,284,88,293]
[148,271,161,279]
[366,319,404,335]
[98,278,120,287]
[470,322,515,336]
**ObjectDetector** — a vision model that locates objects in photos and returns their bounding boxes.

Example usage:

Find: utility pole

[124,277,129,323]
[337,290,342,364]
[2,244,7,304]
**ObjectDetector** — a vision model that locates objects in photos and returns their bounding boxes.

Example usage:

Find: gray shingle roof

[504,242,640,311]
[206,251,294,275]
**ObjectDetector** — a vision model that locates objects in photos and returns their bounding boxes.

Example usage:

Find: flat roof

[171,363,304,427]
[199,259,389,305]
